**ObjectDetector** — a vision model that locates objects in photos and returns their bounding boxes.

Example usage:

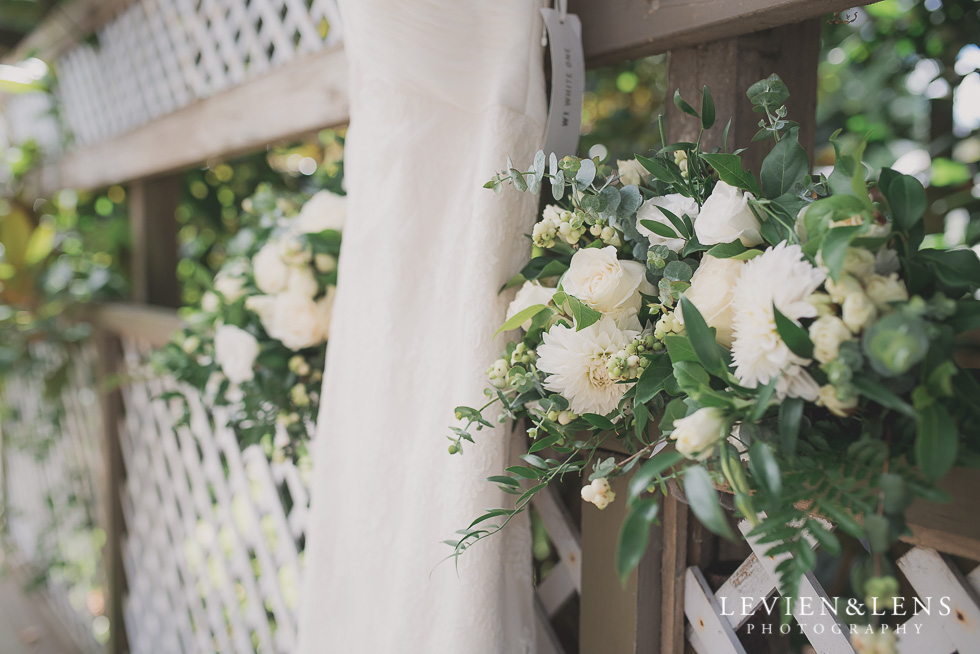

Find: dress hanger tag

[540,7,584,160]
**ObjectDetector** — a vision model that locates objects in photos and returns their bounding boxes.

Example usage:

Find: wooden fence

[3,0,980,653]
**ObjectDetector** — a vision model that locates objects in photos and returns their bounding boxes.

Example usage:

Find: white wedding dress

[297,1,546,652]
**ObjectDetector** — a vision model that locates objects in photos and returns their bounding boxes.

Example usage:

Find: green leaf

[506,465,541,480]
[635,354,673,404]
[616,498,660,584]
[760,130,809,199]
[528,433,562,453]
[778,397,803,456]
[673,361,710,394]
[567,295,602,331]
[494,304,548,337]
[772,304,814,359]
[684,466,735,540]
[916,249,980,289]
[806,519,841,555]
[673,89,699,118]
[664,260,693,282]
[851,374,916,417]
[664,334,698,363]
[700,153,762,196]
[863,514,893,554]
[551,168,565,200]
[582,413,616,431]
[629,451,684,502]
[701,86,715,129]
[746,74,789,110]
[636,155,674,184]
[487,475,521,488]
[748,442,782,501]
[879,473,914,516]
[819,224,864,281]
[915,400,958,482]
[640,219,679,240]
[882,169,927,232]
[679,297,727,378]
[24,222,56,265]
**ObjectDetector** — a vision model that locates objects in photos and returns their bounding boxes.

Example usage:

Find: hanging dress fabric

[298,1,547,651]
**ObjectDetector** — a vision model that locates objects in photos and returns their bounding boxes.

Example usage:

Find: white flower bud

[808,315,853,364]
[201,291,220,313]
[315,253,337,273]
[818,384,858,417]
[557,410,576,426]
[808,292,835,317]
[580,485,597,503]
[617,158,646,187]
[671,407,726,460]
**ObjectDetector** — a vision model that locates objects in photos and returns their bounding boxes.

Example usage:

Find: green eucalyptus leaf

[616,498,660,584]
[684,466,735,540]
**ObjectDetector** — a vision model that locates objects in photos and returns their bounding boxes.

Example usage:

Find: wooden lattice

[5,0,343,150]
[684,518,980,653]
[1,342,107,654]
[116,337,310,654]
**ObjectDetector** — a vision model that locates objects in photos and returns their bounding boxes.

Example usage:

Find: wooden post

[580,470,661,653]
[657,20,821,648]
[666,19,821,175]
[129,176,181,307]
[95,325,129,654]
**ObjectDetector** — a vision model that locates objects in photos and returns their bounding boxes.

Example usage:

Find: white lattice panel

[0,342,106,654]
[117,337,310,654]
[55,0,343,148]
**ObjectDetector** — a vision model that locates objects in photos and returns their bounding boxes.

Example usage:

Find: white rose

[562,246,652,318]
[636,193,699,253]
[293,190,346,234]
[808,315,852,364]
[695,181,763,247]
[214,324,259,384]
[842,291,877,333]
[266,293,327,350]
[245,294,276,328]
[279,236,312,266]
[671,407,726,460]
[201,291,220,313]
[825,273,863,304]
[864,273,909,312]
[818,384,858,418]
[253,242,290,294]
[677,256,745,348]
[287,266,319,299]
[841,247,876,280]
[214,267,246,302]
[506,281,556,331]
[616,158,646,187]
[808,292,835,317]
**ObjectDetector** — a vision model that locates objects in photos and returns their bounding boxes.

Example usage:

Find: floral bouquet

[449,75,980,602]
[157,184,344,459]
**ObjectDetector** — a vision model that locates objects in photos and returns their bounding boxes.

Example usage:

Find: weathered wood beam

[129,176,181,308]
[571,0,874,68]
[91,303,182,346]
[35,45,349,193]
[666,18,822,176]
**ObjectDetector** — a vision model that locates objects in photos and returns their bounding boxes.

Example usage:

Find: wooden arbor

[8,1,978,653]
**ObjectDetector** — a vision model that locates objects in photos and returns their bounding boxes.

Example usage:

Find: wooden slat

[90,303,181,346]
[130,176,181,307]
[898,548,980,653]
[570,0,874,67]
[896,564,980,654]
[685,566,747,654]
[35,45,349,192]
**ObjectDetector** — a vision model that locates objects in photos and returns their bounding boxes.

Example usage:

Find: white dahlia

[730,242,826,401]
[537,316,639,415]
